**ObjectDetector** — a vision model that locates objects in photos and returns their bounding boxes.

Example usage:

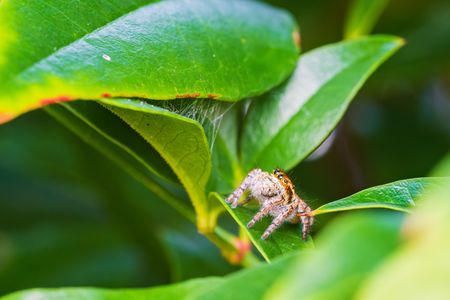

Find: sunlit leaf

[1,253,297,300]
[312,178,449,216]
[241,35,403,171]
[265,211,404,300]
[0,0,299,123]
[359,161,450,299]
[212,193,313,262]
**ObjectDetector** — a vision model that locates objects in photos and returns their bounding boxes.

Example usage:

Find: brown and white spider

[226,168,313,240]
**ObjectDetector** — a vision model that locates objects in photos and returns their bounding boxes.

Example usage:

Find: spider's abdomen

[249,174,280,202]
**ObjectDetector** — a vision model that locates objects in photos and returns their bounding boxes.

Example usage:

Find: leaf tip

[377,34,406,49]
[397,37,407,47]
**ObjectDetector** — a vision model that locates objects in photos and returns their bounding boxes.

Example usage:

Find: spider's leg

[247,205,272,228]
[232,194,253,208]
[300,215,314,240]
[261,204,297,240]
[297,197,314,240]
[248,196,285,229]
[226,168,262,207]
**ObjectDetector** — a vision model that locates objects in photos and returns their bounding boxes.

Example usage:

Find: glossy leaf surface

[265,211,403,300]
[241,35,403,171]
[212,193,313,262]
[0,0,299,123]
[1,278,221,300]
[1,253,297,300]
[359,166,450,299]
[312,178,449,216]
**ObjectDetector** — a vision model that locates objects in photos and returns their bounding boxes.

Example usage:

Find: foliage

[0,0,449,298]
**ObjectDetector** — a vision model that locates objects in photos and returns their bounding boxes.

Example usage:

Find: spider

[226,168,313,240]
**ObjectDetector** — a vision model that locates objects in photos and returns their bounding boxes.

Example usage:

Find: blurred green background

[1,0,449,296]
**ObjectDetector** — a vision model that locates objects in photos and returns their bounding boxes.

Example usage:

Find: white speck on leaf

[102,54,111,61]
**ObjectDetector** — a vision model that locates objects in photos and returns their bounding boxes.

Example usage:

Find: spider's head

[272,168,295,193]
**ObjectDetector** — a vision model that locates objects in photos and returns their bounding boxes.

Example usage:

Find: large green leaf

[344,0,390,39]
[358,161,450,299]
[265,211,404,300]
[193,253,297,300]
[100,98,214,231]
[1,253,297,300]
[211,193,313,262]
[241,35,403,171]
[0,278,223,300]
[312,178,449,216]
[0,0,299,123]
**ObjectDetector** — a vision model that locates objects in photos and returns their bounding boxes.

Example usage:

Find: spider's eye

[283,179,288,183]
[278,175,283,179]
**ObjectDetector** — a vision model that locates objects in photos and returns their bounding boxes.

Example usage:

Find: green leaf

[0,278,223,300]
[241,35,403,171]
[44,102,195,222]
[100,98,213,231]
[358,177,450,298]
[193,253,297,300]
[344,0,390,39]
[211,193,314,262]
[312,178,449,216]
[1,253,297,300]
[0,0,299,123]
[265,211,404,300]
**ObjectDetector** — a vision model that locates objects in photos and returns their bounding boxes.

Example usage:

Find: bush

[0,0,449,299]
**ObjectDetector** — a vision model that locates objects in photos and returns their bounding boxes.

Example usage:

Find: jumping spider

[226,168,313,240]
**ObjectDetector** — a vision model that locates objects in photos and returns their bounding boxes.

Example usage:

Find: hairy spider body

[226,168,313,240]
